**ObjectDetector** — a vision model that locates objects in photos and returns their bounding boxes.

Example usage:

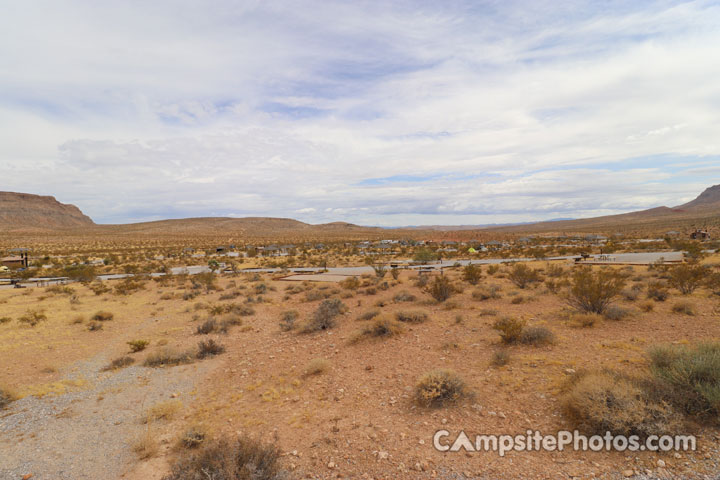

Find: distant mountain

[0,192,95,231]
[487,184,720,234]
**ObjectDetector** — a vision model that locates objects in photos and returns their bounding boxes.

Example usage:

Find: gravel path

[0,353,210,480]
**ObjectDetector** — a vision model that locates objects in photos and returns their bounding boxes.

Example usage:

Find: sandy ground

[1,259,719,479]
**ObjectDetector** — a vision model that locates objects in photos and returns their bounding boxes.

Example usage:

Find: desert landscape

[1,188,719,480]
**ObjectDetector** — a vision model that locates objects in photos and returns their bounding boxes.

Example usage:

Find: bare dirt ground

[1,258,720,479]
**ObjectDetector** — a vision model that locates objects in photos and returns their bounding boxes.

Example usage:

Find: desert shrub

[647,281,669,302]
[127,340,150,353]
[18,309,47,327]
[668,263,706,295]
[639,300,655,312]
[395,310,428,323]
[279,310,298,331]
[472,285,501,301]
[233,304,255,316]
[545,263,565,277]
[622,289,639,301]
[414,275,429,288]
[362,287,377,296]
[300,299,347,333]
[143,400,182,423]
[414,370,469,408]
[47,285,75,296]
[89,282,111,296]
[114,278,146,295]
[304,289,331,302]
[462,264,482,285]
[144,348,194,367]
[492,317,525,344]
[649,342,720,417]
[209,304,226,315]
[303,358,330,376]
[197,339,226,359]
[478,308,498,316]
[427,276,453,302]
[103,356,135,371]
[358,309,380,321]
[567,267,625,314]
[390,268,401,280]
[371,264,387,278]
[91,310,114,321]
[87,321,103,331]
[0,386,17,409]
[162,437,284,480]
[491,349,510,367]
[180,426,207,449]
[510,295,525,305]
[196,319,217,335]
[544,279,561,294]
[561,370,680,437]
[570,313,601,328]
[508,263,541,289]
[393,291,416,302]
[603,305,632,321]
[518,326,555,346]
[340,276,360,290]
[352,317,402,343]
[706,272,720,296]
[671,301,696,316]
[0,316,11,324]
[133,431,159,460]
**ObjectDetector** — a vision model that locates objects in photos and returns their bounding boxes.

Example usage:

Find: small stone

[674,452,682,459]
[656,459,666,467]
[622,469,634,477]
[328,461,335,469]
[377,451,389,460]
[564,368,576,375]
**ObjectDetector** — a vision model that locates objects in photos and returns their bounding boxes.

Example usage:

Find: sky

[1,0,719,226]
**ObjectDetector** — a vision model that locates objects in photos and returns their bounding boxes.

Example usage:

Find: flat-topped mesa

[0,191,95,231]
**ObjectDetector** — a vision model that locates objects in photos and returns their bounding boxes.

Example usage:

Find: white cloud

[0,1,719,225]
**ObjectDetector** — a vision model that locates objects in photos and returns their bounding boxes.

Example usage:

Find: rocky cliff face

[0,192,95,230]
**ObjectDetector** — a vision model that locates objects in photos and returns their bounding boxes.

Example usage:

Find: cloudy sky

[1,1,719,226]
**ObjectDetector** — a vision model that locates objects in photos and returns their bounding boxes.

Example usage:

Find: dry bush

[357,309,380,321]
[462,264,482,285]
[603,305,632,321]
[91,310,114,321]
[570,313,602,328]
[561,370,680,437]
[279,310,298,331]
[478,308,498,317]
[649,343,720,418]
[300,299,347,333]
[414,275,429,288]
[340,276,360,290]
[492,317,525,344]
[179,425,207,449]
[508,263,541,289]
[671,301,696,316]
[390,268,401,280]
[395,310,428,323]
[472,285,501,301]
[162,437,284,480]
[127,340,150,352]
[545,263,565,277]
[0,385,17,409]
[510,295,525,304]
[196,319,217,335]
[639,300,655,312]
[668,263,706,295]
[133,430,159,459]
[567,267,625,314]
[143,400,182,423]
[114,278,146,295]
[303,358,330,376]
[144,348,194,367]
[491,349,510,367]
[18,309,47,327]
[197,339,226,359]
[0,316,11,324]
[414,370,469,408]
[393,290,416,302]
[103,356,135,371]
[518,326,555,346]
[351,316,402,343]
[87,321,103,331]
[647,281,669,302]
[427,276,454,302]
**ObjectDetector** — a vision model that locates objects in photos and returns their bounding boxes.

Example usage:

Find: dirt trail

[0,353,210,480]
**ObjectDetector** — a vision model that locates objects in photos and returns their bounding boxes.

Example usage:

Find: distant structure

[1,248,29,269]
[690,229,710,240]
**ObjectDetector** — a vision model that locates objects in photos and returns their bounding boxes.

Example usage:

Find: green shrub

[127,340,150,352]
[508,263,541,289]
[462,264,482,285]
[492,317,525,344]
[414,370,469,408]
[427,275,454,302]
[567,267,625,314]
[649,343,720,417]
